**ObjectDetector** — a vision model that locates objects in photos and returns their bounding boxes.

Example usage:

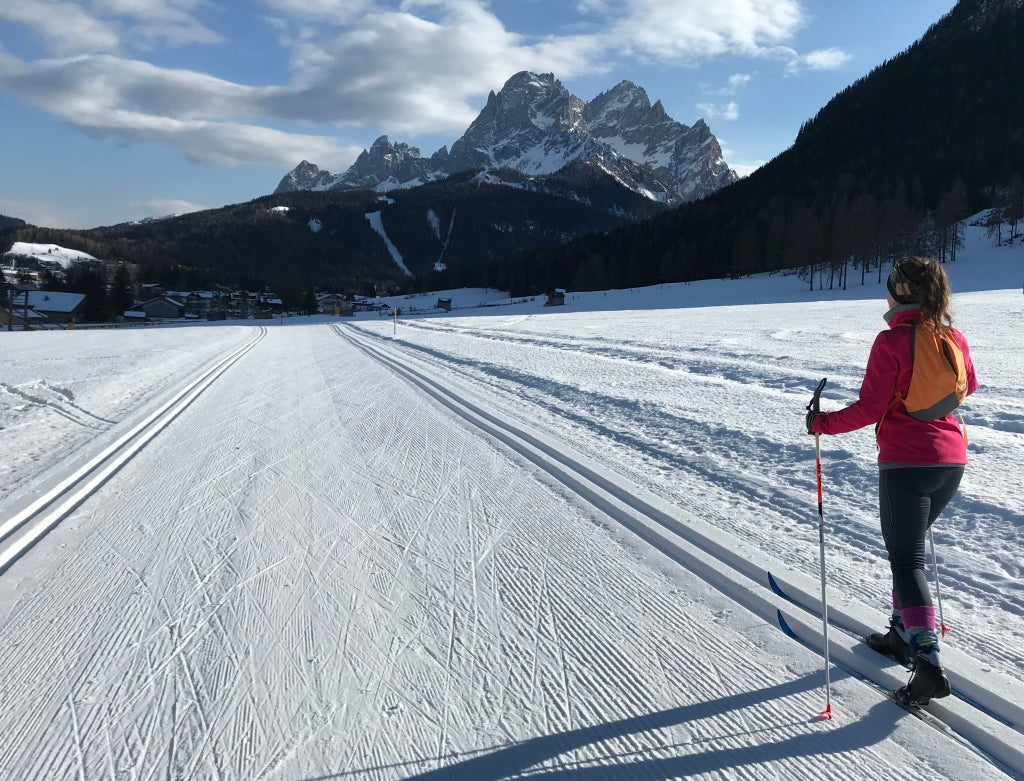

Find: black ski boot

[865,625,912,666]
[894,657,950,707]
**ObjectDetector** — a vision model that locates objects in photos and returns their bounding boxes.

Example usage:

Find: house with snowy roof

[0,301,46,329]
[22,290,86,325]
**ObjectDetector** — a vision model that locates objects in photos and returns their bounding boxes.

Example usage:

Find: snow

[514,141,577,174]
[381,287,511,313]
[0,218,1022,779]
[4,242,98,269]
[365,210,412,276]
[427,208,441,240]
[531,111,556,130]
[21,290,85,313]
[598,135,674,170]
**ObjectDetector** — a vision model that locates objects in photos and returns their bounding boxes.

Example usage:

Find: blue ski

[768,571,790,601]
[776,609,797,639]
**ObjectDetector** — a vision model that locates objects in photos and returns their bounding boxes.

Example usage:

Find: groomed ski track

[0,320,1020,780]
[337,324,1024,778]
[0,327,267,575]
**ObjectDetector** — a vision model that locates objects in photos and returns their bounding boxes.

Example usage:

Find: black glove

[806,409,823,435]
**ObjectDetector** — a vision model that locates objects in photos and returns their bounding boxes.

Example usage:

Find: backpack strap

[875,321,915,437]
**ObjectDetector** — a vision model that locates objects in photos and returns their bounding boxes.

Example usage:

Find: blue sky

[0,0,956,230]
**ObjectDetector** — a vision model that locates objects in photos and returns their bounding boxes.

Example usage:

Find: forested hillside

[4,166,665,299]
[443,0,1024,296]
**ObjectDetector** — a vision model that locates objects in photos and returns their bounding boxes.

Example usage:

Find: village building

[317,293,355,315]
[0,304,47,329]
[131,295,186,319]
[184,291,221,318]
[544,289,566,307]
[21,290,87,324]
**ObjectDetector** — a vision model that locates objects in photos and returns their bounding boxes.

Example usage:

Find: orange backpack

[895,321,968,420]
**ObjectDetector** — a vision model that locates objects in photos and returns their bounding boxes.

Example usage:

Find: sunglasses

[888,260,916,302]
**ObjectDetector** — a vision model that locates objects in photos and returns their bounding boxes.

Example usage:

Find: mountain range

[5,0,1021,312]
[476,0,1024,295]
[274,72,738,206]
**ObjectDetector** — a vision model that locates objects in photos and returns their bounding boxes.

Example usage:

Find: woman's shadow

[311,673,906,780]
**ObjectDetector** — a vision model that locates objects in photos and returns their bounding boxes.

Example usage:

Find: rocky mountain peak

[274,160,339,194]
[275,70,738,202]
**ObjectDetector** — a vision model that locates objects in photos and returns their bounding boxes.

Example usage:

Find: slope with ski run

[0,249,1022,779]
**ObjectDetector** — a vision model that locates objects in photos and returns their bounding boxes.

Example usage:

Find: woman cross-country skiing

[807,256,978,706]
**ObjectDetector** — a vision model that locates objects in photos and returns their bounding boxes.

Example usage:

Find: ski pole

[928,527,949,636]
[808,377,833,720]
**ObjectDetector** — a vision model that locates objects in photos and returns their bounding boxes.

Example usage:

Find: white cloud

[100,0,223,47]
[0,3,119,56]
[575,0,612,13]
[0,0,836,172]
[1,0,221,55]
[730,161,764,178]
[801,47,852,70]
[724,73,751,92]
[1,55,260,120]
[264,2,599,133]
[696,101,740,121]
[262,0,376,25]
[0,196,67,228]
[97,114,363,169]
[708,73,751,96]
[136,198,208,218]
[718,141,764,177]
[783,47,852,74]
[606,0,804,60]
[0,53,362,166]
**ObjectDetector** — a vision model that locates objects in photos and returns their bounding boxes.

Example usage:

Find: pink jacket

[811,306,978,465]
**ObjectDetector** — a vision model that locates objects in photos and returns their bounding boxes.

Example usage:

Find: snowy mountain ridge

[275,72,738,204]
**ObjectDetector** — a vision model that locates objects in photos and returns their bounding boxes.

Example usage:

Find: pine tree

[109,264,135,319]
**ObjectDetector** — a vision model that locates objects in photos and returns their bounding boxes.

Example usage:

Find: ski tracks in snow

[0,323,1019,780]
[372,312,1024,686]
[337,323,1024,777]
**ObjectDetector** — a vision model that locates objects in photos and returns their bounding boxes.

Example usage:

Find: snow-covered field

[1,227,1022,779]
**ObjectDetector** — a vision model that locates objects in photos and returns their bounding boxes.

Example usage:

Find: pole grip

[810,377,827,413]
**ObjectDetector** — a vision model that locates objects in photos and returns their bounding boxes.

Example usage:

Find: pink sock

[900,605,936,631]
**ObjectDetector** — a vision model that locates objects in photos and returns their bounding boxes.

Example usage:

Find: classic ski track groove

[768,571,1024,729]
[0,327,267,576]
[350,318,1024,704]
[336,323,1024,779]
[384,314,1024,682]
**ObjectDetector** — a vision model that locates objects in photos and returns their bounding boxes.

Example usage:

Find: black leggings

[878,466,964,610]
